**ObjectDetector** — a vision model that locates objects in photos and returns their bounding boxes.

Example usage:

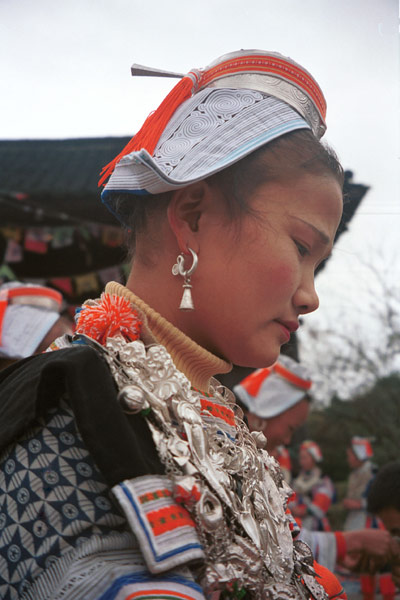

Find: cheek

[265,420,283,447]
[265,260,297,294]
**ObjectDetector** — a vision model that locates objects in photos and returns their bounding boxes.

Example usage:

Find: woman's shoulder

[0,345,114,453]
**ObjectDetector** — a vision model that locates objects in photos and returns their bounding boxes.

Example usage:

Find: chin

[227,345,280,369]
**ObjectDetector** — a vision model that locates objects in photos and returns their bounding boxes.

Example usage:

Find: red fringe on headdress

[99,74,197,187]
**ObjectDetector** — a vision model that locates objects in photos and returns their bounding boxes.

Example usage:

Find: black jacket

[0,346,163,487]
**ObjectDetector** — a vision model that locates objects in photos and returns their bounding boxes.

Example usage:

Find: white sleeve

[298,528,337,572]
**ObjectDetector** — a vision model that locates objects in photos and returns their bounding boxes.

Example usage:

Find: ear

[167,180,212,254]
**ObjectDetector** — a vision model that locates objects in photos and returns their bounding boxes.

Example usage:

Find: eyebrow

[292,216,330,245]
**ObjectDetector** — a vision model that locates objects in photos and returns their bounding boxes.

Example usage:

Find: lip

[278,320,299,334]
[275,320,298,342]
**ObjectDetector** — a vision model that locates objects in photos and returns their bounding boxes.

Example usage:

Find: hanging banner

[50,227,75,249]
[4,239,23,263]
[0,264,16,282]
[50,277,74,296]
[74,272,99,296]
[101,226,124,247]
[24,229,48,254]
[0,228,23,243]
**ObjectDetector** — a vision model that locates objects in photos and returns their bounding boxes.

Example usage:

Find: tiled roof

[0,138,130,225]
[0,139,368,234]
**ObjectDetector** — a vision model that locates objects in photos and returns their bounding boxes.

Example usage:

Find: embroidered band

[100,49,327,223]
[112,475,204,574]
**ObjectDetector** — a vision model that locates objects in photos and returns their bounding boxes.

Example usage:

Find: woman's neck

[105,282,231,392]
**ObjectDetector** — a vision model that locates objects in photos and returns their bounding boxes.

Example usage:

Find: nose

[293,272,319,314]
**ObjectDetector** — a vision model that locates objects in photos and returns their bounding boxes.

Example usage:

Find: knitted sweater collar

[105,281,231,392]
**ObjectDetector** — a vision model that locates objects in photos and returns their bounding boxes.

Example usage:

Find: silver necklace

[78,334,326,600]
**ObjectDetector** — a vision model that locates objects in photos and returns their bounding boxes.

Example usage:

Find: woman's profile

[0,49,344,600]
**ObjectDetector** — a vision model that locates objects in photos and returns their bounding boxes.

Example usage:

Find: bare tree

[299,251,400,403]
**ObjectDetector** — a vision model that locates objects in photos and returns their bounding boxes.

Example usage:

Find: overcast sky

[1,0,399,391]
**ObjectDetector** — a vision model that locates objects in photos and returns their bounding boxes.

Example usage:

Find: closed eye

[294,240,309,257]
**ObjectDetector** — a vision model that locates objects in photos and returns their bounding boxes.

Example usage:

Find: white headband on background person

[234,354,312,418]
[351,436,374,461]
[0,282,63,359]
[300,440,323,463]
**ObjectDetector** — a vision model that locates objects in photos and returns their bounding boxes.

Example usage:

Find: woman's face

[262,398,310,452]
[188,172,342,367]
[299,448,316,471]
[346,447,363,470]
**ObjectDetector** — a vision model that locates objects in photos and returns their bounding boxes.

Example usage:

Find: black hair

[207,128,344,218]
[367,462,400,514]
[113,128,344,257]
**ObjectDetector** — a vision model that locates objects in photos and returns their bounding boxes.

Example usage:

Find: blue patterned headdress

[100,49,327,219]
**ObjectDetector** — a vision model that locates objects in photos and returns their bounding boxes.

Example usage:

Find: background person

[234,357,393,574]
[367,462,400,594]
[340,437,396,600]
[233,355,312,455]
[0,281,72,369]
[291,440,335,532]
[274,445,293,484]
[343,437,376,531]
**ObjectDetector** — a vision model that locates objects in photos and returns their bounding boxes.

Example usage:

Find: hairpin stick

[131,63,185,79]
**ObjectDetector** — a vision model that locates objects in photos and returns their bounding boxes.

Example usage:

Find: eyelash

[294,240,310,257]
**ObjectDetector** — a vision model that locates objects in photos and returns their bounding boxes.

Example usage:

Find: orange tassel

[99,74,198,187]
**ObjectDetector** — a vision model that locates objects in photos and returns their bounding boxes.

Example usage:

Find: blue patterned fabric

[0,400,128,599]
[0,399,203,600]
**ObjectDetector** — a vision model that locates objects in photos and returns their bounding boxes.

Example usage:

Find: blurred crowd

[234,358,400,599]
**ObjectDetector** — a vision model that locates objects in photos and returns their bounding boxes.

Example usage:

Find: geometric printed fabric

[0,400,127,600]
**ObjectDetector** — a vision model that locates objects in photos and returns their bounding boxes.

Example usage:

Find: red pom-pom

[76,293,141,345]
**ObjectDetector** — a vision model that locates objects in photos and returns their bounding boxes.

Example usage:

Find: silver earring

[172,247,198,311]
